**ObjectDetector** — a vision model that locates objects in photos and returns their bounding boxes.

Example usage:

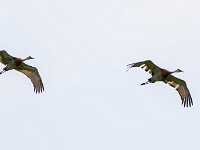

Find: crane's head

[26,56,34,60]
[174,69,183,73]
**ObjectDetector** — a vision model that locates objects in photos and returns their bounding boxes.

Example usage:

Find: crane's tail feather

[126,63,135,72]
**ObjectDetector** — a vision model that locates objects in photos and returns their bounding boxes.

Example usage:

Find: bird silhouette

[127,60,192,107]
[0,50,44,93]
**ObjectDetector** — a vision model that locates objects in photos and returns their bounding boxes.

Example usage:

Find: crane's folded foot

[0,70,5,75]
[126,63,134,72]
[141,81,149,86]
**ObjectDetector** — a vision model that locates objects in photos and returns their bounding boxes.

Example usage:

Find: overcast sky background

[0,0,200,150]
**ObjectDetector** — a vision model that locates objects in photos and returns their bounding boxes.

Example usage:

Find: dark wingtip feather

[181,94,193,107]
[33,81,44,94]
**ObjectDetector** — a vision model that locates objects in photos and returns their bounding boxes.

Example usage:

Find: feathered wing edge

[15,63,44,93]
[127,60,161,76]
[164,75,193,107]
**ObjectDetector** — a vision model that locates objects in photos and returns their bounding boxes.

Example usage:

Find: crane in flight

[127,60,192,107]
[0,50,44,93]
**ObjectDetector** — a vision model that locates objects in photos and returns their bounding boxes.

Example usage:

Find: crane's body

[0,50,44,93]
[127,60,192,107]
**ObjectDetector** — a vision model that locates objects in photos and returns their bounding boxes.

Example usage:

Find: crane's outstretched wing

[164,75,193,107]
[15,63,44,93]
[127,60,161,76]
[0,50,13,65]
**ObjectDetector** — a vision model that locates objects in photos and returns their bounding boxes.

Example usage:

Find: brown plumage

[0,50,44,93]
[127,60,192,107]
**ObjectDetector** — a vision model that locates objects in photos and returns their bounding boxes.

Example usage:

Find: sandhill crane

[0,50,44,93]
[127,60,192,107]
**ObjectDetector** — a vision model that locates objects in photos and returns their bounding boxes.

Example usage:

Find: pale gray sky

[0,0,200,150]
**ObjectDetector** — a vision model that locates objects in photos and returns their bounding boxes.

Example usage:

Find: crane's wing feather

[164,75,193,107]
[15,63,44,93]
[0,50,13,65]
[127,60,161,76]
